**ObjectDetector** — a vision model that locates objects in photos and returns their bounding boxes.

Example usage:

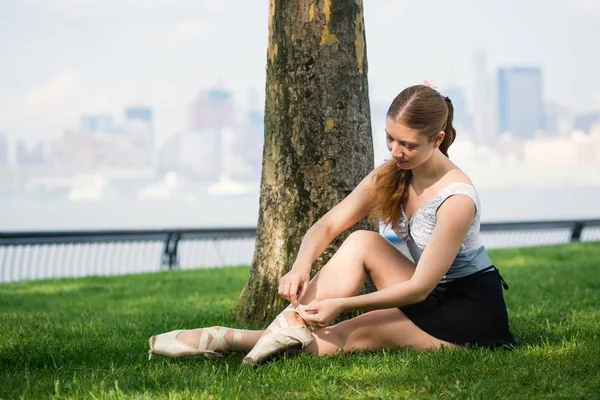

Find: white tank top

[392,182,492,282]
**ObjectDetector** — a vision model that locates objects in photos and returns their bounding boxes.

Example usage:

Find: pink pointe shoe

[148,327,241,360]
[242,308,313,365]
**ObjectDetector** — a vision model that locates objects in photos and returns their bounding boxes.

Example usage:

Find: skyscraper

[574,112,600,133]
[125,106,152,124]
[472,51,498,145]
[545,102,572,137]
[124,105,154,158]
[189,87,234,130]
[497,67,544,139]
[0,134,8,166]
[472,51,487,133]
[184,86,235,181]
[16,140,45,165]
[80,114,117,133]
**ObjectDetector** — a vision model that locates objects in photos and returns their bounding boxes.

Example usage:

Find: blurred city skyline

[2,0,600,230]
[2,0,600,147]
[2,1,600,195]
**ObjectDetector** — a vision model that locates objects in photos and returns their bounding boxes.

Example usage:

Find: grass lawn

[1,242,599,399]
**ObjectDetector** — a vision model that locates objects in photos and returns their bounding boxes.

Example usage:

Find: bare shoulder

[435,166,478,221]
[440,166,476,188]
[436,171,478,223]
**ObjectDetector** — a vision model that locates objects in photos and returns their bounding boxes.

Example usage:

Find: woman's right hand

[278,267,310,306]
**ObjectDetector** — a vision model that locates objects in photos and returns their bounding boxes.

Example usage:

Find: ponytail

[440,97,456,157]
[368,161,412,227]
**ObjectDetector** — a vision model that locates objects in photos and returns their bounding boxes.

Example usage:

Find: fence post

[161,233,181,270]
[570,222,584,242]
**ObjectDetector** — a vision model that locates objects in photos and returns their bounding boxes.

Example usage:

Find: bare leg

[242,230,424,361]
[176,230,413,351]
[304,308,461,356]
[238,230,414,356]
[297,231,460,353]
[176,328,264,353]
[178,230,454,355]
[299,230,416,304]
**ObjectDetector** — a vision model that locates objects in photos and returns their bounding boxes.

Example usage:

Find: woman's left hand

[296,298,344,330]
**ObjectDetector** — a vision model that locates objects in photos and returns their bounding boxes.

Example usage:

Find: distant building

[544,102,572,137]
[0,134,8,166]
[179,129,221,180]
[16,140,45,165]
[189,87,234,130]
[472,51,497,145]
[183,86,237,181]
[234,109,264,181]
[157,134,182,174]
[124,105,154,157]
[497,67,544,139]
[125,106,152,124]
[156,128,222,182]
[80,114,118,134]
[49,130,98,172]
[574,112,600,134]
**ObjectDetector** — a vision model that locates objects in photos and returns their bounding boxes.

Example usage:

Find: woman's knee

[343,230,381,252]
[346,230,381,242]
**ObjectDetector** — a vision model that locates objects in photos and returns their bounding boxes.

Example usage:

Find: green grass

[1,242,599,399]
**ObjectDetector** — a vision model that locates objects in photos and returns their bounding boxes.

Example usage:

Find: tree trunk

[233,0,376,324]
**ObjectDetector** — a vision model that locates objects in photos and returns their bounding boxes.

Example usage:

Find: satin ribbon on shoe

[241,308,313,365]
[148,327,242,360]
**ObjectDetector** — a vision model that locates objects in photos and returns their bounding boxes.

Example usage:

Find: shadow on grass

[313,342,600,399]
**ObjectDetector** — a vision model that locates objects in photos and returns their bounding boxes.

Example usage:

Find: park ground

[1,242,599,399]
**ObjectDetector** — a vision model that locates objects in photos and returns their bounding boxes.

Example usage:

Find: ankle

[223,328,243,352]
[264,307,308,334]
[286,310,308,327]
[285,305,311,326]
[176,326,231,350]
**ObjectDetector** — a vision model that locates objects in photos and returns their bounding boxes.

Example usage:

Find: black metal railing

[0,228,256,283]
[1,219,599,283]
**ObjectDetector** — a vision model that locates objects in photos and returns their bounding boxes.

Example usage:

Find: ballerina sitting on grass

[148,83,516,365]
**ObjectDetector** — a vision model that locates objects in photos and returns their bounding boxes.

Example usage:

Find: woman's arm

[293,166,379,271]
[279,166,381,305]
[299,194,476,326]
[339,194,476,313]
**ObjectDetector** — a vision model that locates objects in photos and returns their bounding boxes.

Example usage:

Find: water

[2,187,599,283]
[2,186,600,231]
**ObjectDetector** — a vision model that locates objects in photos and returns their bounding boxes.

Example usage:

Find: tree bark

[233,0,376,323]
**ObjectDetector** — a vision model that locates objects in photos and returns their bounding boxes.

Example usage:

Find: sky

[1,0,600,148]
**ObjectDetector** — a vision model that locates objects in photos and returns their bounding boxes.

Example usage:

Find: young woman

[148,83,516,364]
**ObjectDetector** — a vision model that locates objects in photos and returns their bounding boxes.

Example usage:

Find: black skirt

[399,266,516,348]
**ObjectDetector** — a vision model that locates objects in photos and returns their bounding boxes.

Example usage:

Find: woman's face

[385,118,441,170]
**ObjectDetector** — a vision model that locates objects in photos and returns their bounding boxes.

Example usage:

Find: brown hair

[368,85,456,227]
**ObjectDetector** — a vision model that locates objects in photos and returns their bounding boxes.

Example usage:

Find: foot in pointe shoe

[242,308,313,365]
[148,327,241,360]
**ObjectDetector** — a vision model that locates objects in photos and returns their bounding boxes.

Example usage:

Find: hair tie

[444,96,451,103]
[422,80,440,93]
